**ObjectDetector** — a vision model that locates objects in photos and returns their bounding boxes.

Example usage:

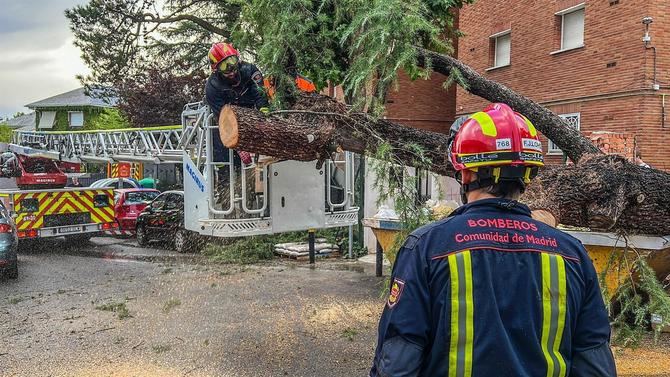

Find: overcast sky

[0,0,90,119]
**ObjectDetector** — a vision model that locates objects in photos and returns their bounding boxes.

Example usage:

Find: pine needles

[601,235,670,347]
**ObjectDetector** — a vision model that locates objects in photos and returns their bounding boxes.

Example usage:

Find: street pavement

[2,236,668,376]
[0,237,383,377]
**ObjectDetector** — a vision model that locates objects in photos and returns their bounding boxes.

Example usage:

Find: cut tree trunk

[220,95,455,176]
[220,93,670,236]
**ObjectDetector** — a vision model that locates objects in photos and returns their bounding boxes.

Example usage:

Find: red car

[113,189,160,231]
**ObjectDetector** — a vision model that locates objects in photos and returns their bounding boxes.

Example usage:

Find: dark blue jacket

[371,198,616,377]
[205,62,269,162]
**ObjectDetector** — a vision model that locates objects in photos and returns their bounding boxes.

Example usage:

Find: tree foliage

[67,0,471,110]
[601,242,670,346]
[88,108,130,130]
[0,124,13,143]
[66,0,239,85]
[115,63,207,127]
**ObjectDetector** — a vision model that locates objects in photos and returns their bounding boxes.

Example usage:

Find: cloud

[0,0,90,118]
[0,38,89,114]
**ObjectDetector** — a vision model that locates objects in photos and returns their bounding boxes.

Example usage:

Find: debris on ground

[274,238,339,259]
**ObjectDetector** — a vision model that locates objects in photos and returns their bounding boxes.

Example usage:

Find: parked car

[90,178,139,189]
[0,201,19,279]
[113,189,160,231]
[135,190,197,253]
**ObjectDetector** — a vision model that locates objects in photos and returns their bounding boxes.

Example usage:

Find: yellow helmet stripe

[521,115,538,137]
[470,112,497,137]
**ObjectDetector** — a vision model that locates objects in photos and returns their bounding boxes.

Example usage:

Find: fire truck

[0,145,117,243]
[9,103,359,252]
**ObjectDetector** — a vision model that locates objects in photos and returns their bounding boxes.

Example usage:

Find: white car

[90,178,139,189]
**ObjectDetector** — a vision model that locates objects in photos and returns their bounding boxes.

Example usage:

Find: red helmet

[208,42,239,72]
[450,103,544,188]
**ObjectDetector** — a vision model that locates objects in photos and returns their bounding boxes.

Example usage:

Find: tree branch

[140,13,230,37]
[415,47,602,163]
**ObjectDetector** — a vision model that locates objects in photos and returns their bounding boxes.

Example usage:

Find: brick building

[456,0,670,170]
[385,72,457,134]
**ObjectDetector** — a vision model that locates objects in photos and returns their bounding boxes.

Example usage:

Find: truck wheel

[174,229,195,253]
[7,262,18,279]
[136,225,149,246]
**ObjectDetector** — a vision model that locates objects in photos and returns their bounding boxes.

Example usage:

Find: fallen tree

[412,48,670,235]
[220,49,670,236]
[221,93,670,236]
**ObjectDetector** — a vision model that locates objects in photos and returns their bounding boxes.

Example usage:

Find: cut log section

[220,96,455,176]
[220,105,335,161]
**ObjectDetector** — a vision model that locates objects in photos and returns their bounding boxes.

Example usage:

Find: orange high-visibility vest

[263,75,316,98]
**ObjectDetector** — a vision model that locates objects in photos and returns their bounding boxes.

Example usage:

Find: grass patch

[162,298,182,314]
[151,344,171,353]
[8,296,23,305]
[342,327,358,341]
[202,237,276,264]
[96,301,131,319]
[202,230,345,264]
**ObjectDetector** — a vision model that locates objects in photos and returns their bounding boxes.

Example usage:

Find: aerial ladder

[10,102,359,244]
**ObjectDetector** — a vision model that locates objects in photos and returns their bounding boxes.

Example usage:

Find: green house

[25,87,118,131]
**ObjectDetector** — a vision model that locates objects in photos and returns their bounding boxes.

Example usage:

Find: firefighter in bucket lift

[370,103,616,377]
[204,42,316,211]
[205,42,269,210]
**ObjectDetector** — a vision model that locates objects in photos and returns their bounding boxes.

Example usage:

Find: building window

[37,111,56,129]
[557,4,585,51]
[488,30,511,69]
[549,113,580,154]
[68,111,84,127]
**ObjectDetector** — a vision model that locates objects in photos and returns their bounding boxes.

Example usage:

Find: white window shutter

[495,34,511,67]
[562,8,584,50]
[38,111,56,129]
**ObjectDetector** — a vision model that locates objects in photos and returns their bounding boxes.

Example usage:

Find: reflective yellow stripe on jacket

[541,253,568,377]
[448,250,474,377]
